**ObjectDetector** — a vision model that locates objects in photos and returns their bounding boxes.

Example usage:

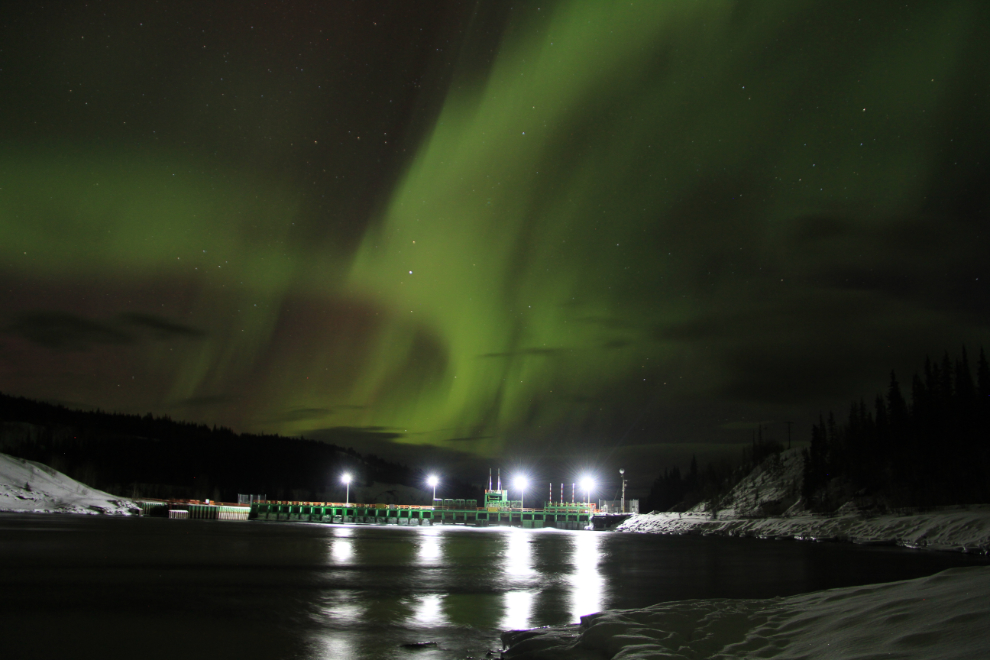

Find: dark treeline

[643,428,784,513]
[0,391,477,503]
[804,348,990,510]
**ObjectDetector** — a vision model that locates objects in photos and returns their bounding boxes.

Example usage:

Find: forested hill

[803,347,990,510]
[642,347,990,516]
[0,391,470,503]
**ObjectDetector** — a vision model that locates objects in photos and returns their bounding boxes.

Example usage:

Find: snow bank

[618,448,990,554]
[617,507,990,554]
[501,565,990,659]
[0,451,139,515]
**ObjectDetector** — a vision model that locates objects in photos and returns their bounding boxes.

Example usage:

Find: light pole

[580,477,594,509]
[427,475,439,504]
[619,468,627,513]
[342,472,352,505]
[514,475,528,511]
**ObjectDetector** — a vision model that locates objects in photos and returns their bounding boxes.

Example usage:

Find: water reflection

[411,593,445,626]
[504,528,536,578]
[416,528,442,564]
[500,589,535,631]
[320,591,365,622]
[497,529,605,630]
[6,516,978,660]
[568,530,605,619]
[330,538,353,563]
[309,633,357,659]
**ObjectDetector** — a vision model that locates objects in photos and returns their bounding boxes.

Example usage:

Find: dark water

[0,514,985,659]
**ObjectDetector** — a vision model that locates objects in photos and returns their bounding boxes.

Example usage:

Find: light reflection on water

[416,527,442,564]
[310,634,358,660]
[411,593,444,626]
[504,527,537,579]
[309,525,605,656]
[330,537,354,563]
[568,530,605,619]
[500,589,536,631]
[3,515,984,660]
[498,528,564,630]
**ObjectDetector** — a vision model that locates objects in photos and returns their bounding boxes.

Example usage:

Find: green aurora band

[1,1,988,471]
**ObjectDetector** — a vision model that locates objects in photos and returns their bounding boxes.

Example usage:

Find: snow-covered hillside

[707,447,805,518]
[501,565,990,659]
[0,451,139,515]
[617,448,990,554]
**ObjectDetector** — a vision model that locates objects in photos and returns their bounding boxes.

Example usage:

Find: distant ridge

[0,391,478,503]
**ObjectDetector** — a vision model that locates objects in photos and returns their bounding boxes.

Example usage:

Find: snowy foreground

[501,565,990,659]
[0,451,138,515]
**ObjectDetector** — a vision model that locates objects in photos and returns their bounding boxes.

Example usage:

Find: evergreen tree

[977,348,990,398]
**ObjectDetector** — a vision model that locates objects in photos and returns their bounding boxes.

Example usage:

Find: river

[1,513,985,659]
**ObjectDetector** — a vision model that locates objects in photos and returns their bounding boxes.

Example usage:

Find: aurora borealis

[2,2,989,486]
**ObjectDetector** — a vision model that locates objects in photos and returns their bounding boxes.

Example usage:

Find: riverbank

[618,447,990,554]
[0,451,138,515]
[501,564,990,659]
[616,505,990,554]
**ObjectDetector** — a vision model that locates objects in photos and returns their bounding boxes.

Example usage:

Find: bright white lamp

[580,476,594,506]
[342,472,352,505]
[514,475,528,510]
[427,475,439,503]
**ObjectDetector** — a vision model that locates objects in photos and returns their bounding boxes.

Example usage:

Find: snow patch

[501,566,990,659]
[0,451,139,516]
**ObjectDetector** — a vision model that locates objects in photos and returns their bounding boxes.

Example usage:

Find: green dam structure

[138,488,595,530]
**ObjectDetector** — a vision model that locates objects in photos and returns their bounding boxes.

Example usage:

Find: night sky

[2,2,988,490]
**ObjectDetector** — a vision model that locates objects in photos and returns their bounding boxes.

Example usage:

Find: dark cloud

[4,310,207,351]
[269,406,367,423]
[656,289,958,405]
[718,421,778,432]
[443,435,493,443]
[119,313,205,339]
[479,347,567,358]
[573,315,638,330]
[171,395,235,409]
[312,426,405,439]
[5,312,133,350]
[787,213,990,323]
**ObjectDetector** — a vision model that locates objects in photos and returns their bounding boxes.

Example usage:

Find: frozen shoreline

[501,565,990,659]
[0,451,139,516]
[500,446,990,658]
[616,447,990,555]
[498,509,990,659]
[615,505,990,555]
[497,509,990,658]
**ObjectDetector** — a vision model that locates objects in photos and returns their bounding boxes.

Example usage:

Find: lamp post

[342,472,352,505]
[580,477,594,509]
[514,475,528,511]
[619,468,627,513]
[427,475,438,504]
